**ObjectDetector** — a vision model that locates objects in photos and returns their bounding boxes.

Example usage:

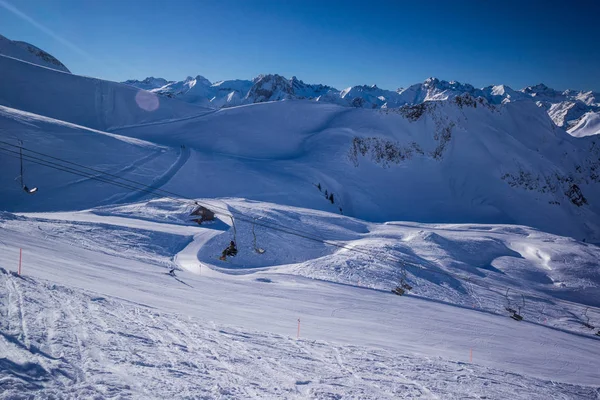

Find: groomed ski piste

[2,200,600,399]
[1,49,600,399]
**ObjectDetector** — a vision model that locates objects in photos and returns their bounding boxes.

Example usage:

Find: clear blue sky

[1,0,598,91]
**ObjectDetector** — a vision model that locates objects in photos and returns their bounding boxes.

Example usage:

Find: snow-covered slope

[0,55,209,130]
[2,38,600,398]
[4,88,600,241]
[1,200,599,398]
[104,97,600,242]
[0,34,70,73]
[522,84,600,135]
[569,111,600,137]
[123,72,600,138]
[0,105,180,211]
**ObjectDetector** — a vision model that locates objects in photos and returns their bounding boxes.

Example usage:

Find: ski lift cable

[0,148,183,201]
[0,145,391,261]
[3,144,600,316]
[0,144,380,257]
[4,146,600,318]
[0,140,331,242]
[2,144,600,318]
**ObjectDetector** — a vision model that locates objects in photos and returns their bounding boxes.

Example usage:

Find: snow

[569,112,600,137]
[120,72,600,140]
[2,38,600,399]
[122,77,172,91]
[1,200,600,398]
[0,34,70,73]
[0,54,209,131]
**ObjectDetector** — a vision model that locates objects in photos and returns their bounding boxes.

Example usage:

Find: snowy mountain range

[124,75,600,137]
[2,35,600,399]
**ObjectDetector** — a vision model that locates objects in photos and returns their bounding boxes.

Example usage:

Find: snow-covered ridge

[0,34,70,73]
[123,73,600,137]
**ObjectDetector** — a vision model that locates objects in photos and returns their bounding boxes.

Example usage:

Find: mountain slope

[0,34,70,73]
[105,96,600,242]
[3,56,600,241]
[0,104,179,211]
[0,55,209,131]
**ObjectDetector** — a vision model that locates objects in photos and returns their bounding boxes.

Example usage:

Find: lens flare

[135,90,159,112]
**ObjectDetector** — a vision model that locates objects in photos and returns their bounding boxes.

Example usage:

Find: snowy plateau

[0,37,600,399]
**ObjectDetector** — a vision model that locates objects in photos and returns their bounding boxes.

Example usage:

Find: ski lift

[399,266,413,291]
[252,217,266,254]
[505,289,523,321]
[582,308,595,329]
[392,286,405,296]
[219,216,238,261]
[392,266,412,296]
[17,141,38,194]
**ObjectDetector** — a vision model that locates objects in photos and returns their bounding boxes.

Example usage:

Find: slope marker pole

[297,318,301,339]
[469,348,472,363]
[18,248,22,275]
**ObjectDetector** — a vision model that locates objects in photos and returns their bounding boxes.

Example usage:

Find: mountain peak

[0,34,70,73]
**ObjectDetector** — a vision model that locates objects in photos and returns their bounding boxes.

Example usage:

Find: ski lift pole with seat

[18,140,38,194]
[219,215,238,261]
[511,294,524,321]
[583,308,595,329]
[252,217,266,254]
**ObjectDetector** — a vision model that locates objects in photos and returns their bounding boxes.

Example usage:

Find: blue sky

[1,0,598,91]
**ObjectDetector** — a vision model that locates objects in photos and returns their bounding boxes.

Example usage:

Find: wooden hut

[190,205,215,225]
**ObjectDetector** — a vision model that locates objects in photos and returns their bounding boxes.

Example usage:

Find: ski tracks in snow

[116,145,191,204]
[1,269,598,399]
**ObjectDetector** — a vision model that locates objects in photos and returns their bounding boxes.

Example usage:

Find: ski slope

[1,41,600,399]
[1,201,600,398]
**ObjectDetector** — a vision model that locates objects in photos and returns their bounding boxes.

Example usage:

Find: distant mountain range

[123,74,600,137]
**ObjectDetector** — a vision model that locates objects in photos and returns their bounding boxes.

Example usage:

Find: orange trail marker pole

[18,248,22,275]
[470,348,473,363]
[297,318,301,339]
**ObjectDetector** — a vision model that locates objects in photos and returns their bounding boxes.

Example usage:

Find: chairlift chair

[18,141,38,194]
[505,289,524,321]
[219,216,238,261]
[400,267,412,291]
[582,308,595,329]
[510,313,523,321]
[392,286,405,296]
[252,218,266,254]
